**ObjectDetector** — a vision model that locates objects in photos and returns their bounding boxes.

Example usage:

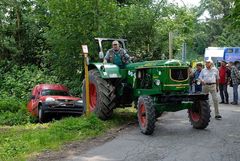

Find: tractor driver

[103,40,130,68]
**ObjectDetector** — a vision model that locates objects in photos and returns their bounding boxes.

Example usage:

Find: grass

[0,108,136,161]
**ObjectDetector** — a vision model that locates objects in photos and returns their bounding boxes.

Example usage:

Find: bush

[0,96,35,126]
[0,110,33,126]
[0,97,21,113]
[0,64,58,100]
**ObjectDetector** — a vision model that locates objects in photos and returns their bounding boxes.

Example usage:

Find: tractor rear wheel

[82,69,116,120]
[137,96,156,135]
[188,100,210,129]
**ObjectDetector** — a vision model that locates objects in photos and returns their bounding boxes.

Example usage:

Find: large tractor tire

[188,100,211,129]
[82,69,116,120]
[137,96,156,135]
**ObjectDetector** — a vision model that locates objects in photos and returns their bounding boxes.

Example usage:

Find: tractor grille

[170,69,188,81]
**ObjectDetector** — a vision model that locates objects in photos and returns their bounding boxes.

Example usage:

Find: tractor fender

[88,63,122,79]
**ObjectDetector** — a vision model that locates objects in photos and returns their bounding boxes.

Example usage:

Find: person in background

[218,60,230,104]
[199,59,221,120]
[192,63,203,93]
[229,61,240,105]
[104,40,130,68]
[235,61,240,70]
[188,65,194,93]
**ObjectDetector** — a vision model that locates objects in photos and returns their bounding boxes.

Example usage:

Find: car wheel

[38,105,48,123]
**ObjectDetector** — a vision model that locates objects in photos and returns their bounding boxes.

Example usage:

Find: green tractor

[82,38,211,135]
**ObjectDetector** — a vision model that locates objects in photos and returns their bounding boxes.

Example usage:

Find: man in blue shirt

[193,63,203,93]
[104,40,130,68]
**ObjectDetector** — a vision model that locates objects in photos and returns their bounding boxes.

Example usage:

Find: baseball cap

[196,62,203,67]
[205,59,213,63]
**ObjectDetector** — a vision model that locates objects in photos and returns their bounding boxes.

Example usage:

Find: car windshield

[41,89,70,96]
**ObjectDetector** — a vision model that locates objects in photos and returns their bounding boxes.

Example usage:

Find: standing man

[193,63,203,93]
[104,40,130,68]
[218,60,230,104]
[229,61,240,105]
[199,59,221,120]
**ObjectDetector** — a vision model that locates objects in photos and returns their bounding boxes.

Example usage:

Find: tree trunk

[16,4,21,45]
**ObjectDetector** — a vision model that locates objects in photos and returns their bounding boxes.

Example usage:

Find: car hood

[41,96,81,101]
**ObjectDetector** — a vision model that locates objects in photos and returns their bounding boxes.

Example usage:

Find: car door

[27,86,40,116]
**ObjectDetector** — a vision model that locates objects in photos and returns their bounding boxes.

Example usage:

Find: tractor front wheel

[82,69,116,120]
[137,96,156,135]
[188,100,211,129]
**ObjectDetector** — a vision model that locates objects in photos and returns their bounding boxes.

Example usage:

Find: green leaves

[0,0,49,65]
[228,0,240,28]
[0,0,239,101]
[0,64,58,100]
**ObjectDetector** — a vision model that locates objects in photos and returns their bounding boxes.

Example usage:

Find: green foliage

[2,0,238,97]
[198,0,239,47]
[41,0,205,81]
[216,25,240,46]
[0,110,33,126]
[0,63,58,100]
[0,0,239,79]
[0,0,49,65]
[230,0,240,27]
[0,96,35,126]
[0,97,21,113]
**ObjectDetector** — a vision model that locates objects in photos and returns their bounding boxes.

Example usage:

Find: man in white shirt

[199,59,221,120]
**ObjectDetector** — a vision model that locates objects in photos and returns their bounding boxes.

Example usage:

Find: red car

[27,84,84,122]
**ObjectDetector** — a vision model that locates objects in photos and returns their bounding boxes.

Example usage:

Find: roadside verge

[0,108,136,161]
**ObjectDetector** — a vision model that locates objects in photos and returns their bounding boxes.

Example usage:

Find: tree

[198,0,237,47]
[0,0,48,65]
[229,0,240,27]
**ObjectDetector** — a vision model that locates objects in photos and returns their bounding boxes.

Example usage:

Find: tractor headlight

[154,79,161,86]
[45,97,56,102]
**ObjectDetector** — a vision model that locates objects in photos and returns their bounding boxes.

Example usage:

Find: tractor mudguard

[89,63,122,79]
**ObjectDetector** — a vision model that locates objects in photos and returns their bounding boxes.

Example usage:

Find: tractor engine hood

[126,59,188,70]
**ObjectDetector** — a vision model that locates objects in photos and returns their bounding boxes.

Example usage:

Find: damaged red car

[27,84,84,122]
